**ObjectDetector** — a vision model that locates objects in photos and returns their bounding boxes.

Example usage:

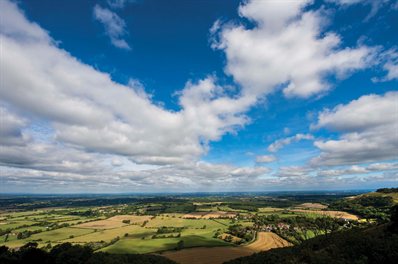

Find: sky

[0,0,397,193]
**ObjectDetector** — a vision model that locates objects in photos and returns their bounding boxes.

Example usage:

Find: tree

[176,240,184,250]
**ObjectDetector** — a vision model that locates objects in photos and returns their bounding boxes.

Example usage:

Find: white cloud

[327,0,363,4]
[327,0,391,21]
[93,4,130,50]
[312,91,398,166]
[212,0,374,98]
[256,155,276,163]
[0,107,29,146]
[268,134,314,152]
[317,162,398,177]
[0,162,270,192]
[107,0,133,9]
[0,1,254,168]
[0,0,395,192]
[277,166,310,178]
[374,49,398,82]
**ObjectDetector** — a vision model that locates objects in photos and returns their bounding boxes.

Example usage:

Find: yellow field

[294,203,327,210]
[243,232,292,252]
[64,225,151,243]
[145,215,230,229]
[182,211,236,219]
[75,215,152,229]
[162,232,291,264]
[290,209,358,220]
[258,207,284,213]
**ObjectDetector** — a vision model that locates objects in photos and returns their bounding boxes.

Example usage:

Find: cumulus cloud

[107,0,133,9]
[0,107,29,146]
[327,0,391,20]
[0,0,394,192]
[312,91,398,166]
[93,4,130,49]
[268,134,314,152]
[317,162,398,177]
[0,1,255,168]
[256,155,276,163]
[277,166,310,178]
[373,49,398,82]
[0,162,270,192]
[212,0,374,98]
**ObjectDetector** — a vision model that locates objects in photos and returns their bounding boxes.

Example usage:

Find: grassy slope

[101,228,231,254]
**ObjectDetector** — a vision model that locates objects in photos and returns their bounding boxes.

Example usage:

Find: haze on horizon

[0,0,397,194]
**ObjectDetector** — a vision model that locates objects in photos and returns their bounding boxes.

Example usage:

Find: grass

[0,220,38,230]
[146,215,230,229]
[101,228,230,254]
[64,225,151,243]
[0,227,95,248]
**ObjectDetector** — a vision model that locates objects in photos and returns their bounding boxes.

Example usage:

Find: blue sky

[0,0,397,193]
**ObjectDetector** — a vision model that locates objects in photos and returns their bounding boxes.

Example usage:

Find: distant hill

[363,188,398,203]
[327,188,398,221]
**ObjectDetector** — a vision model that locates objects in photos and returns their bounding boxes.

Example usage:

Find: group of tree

[156,226,184,234]
[253,214,354,244]
[227,224,254,243]
[329,195,394,221]
[226,205,398,264]
[16,229,42,240]
[0,242,176,264]
[376,188,398,194]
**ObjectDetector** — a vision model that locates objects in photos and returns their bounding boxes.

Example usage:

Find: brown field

[243,232,292,252]
[162,232,291,264]
[291,209,359,220]
[295,203,327,210]
[75,215,152,229]
[182,211,236,219]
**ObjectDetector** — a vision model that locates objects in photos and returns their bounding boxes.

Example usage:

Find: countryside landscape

[1,188,398,263]
[1,0,398,263]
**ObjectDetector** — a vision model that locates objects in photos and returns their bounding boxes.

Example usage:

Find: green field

[0,208,239,253]
[1,190,382,255]
[102,227,230,254]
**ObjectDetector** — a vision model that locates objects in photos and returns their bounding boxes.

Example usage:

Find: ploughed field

[161,232,292,264]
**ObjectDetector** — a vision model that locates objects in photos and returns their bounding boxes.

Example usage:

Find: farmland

[1,189,395,263]
[161,232,292,264]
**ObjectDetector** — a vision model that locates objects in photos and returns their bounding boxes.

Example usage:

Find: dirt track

[161,232,291,264]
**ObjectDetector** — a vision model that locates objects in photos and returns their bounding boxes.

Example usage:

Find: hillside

[226,224,398,264]
[226,195,398,264]
[328,188,397,221]
[358,188,398,203]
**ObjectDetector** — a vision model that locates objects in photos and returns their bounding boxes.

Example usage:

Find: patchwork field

[3,227,95,248]
[0,191,370,261]
[161,232,291,264]
[76,215,152,229]
[65,225,149,243]
[146,214,231,229]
